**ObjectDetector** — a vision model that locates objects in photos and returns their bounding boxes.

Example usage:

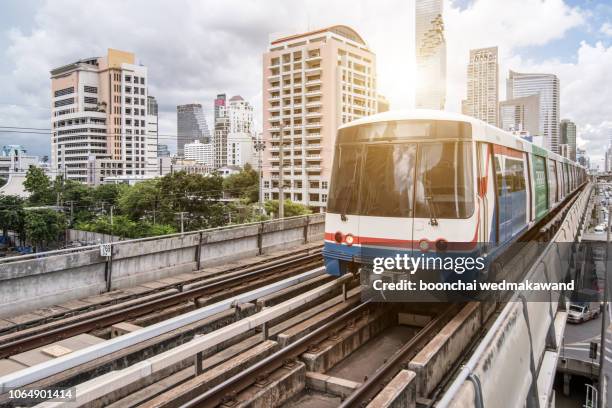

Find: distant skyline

[0,0,611,167]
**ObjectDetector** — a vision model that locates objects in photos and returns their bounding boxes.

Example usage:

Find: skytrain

[323,110,587,277]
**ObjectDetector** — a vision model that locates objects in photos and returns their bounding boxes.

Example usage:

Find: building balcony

[305,89,322,97]
[305,122,322,129]
[306,165,322,172]
[305,133,322,140]
[306,155,321,161]
[305,111,322,118]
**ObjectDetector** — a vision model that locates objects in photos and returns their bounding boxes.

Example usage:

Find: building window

[84,86,98,94]
[264,181,270,188]
[322,194,327,203]
[84,96,97,104]
[54,87,74,97]
[54,98,74,107]
[322,181,328,189]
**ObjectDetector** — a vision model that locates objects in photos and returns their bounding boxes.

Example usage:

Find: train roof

[339,109,583,168]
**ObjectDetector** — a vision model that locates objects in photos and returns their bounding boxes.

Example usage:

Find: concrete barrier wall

[0,214,325,318]
[441,184,594,408]
[67,229,122,244]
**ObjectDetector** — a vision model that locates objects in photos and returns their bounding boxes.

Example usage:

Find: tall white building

[507,70,560,153]
[415,0,446,110]
[462,47,498,126]
[262,25,377,212]
[51,49,153,185]
[214,95,255,168]
[184,140,214,167]
[146,95,159,175]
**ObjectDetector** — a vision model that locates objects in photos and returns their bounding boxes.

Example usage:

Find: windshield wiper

[340,185,352,221]
[425,186,439,227]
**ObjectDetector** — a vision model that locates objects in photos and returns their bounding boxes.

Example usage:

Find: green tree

[93,184,125,208]
[0,195,25,241]
[264,200,312,217]
[158,171,225,230]
[24,209,66,251]
[23,167,53,205]
[117,179,163,221]
[223,164,259,203]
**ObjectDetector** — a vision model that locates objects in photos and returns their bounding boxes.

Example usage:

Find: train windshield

[327,120,474,219]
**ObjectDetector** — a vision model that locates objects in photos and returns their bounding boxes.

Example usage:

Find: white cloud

[0,0,609,166]
[601,22,612,37]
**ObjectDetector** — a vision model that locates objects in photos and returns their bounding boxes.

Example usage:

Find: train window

[548,160,557,203]
[563,163,569,195]
[327,144,364,215]
[360,144,416,217]
[505,158,526,193]
[414,142,474,219]
[533,155,548,216]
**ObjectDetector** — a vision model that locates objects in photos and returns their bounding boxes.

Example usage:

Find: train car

[323,109,587,277]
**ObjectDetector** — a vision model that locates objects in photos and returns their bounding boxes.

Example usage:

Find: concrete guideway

[31,272,353,407]
[0,267,329,393]
[437,183,593,407]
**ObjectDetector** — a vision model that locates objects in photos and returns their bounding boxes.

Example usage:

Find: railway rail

[0,249,322,359]
[0,183,592,408]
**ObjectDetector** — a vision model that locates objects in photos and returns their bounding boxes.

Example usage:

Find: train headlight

[419,240,430,252]
[435,239,448,252]
[334,231,343,243]
[345,234,355,246]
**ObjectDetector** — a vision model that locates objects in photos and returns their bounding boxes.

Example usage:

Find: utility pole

[253,138,266,215]
[278,122,285,219]
[110,205,114,240]
[176,212,187,234]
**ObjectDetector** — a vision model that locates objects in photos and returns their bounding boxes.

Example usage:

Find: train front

[323,115,483,288]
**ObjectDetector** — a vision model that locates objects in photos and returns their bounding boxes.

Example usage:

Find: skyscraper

[50,49,153,185]
[214,94,229,168]
[146,95,159,174]
[226,95,254,167]
[499,95,540,136]
[462,47,498,126]
[176,104,211,157]
[262,25,377,211]
[415,0,446,110]
[506,70,560,153]
[560,119,577,161]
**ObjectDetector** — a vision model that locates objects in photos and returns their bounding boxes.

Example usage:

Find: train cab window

[327,145,363,215]
[414,142,474,219]
[360,144,416,217]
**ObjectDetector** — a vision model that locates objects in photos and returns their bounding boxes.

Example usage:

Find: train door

[494,146,510,243]
[533,155,549,220]
[548,159,557,206]
[358,143,416,257]
[477,142,496,244]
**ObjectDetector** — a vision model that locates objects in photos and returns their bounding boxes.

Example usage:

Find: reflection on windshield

[327,139,474,219]
[414,142,474,219]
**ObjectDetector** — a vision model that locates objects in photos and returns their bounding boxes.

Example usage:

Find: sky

[0,0,610,167]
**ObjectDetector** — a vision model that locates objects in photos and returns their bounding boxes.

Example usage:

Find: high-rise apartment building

[415,0,446,110]
[560,119,577,161]
[177,104,210,157]
[227,95,254,167]
[146,95,159,174]
[576,147,589,168]
[462,47,498,126]
[499,95,540,136]
[213,95,254,168]
[51,49,152,184]
[506,70,560,153]
[214,94,229,168]
[184,140,214,167]
[262,25,377,211]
